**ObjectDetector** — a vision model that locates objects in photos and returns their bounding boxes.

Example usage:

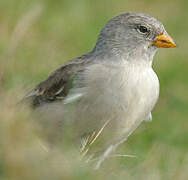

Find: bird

[23,12,177,168]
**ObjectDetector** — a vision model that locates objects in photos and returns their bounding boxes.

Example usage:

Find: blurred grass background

[0,0,188,179]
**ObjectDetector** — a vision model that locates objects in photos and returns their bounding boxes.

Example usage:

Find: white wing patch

[63,92,83,104]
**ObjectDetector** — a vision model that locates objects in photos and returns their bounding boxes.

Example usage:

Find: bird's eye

[137,25,149,34]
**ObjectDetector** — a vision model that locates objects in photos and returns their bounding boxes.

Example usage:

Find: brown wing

[23,54,91,107]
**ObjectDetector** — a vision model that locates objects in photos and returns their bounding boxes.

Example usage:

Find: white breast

[72,61,159,139]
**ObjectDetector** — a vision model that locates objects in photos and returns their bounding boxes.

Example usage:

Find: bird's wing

[144,112,152,122]
[23,54,91,107]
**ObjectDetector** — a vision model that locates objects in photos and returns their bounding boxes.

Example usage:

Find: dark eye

[138,25,149,34]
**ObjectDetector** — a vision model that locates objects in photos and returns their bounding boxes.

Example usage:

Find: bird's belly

[117,68,159,137]
[76,64,159,139]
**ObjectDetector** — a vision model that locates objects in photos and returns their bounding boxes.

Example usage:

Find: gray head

[93,12,177,61]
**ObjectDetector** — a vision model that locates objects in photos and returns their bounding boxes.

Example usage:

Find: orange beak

[152,33,177,48]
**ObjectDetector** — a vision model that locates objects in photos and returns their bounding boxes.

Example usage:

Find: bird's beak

[152,33,177,48]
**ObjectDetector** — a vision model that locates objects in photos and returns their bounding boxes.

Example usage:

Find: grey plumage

[23,12,177,168]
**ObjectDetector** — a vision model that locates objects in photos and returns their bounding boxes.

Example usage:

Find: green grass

[0,0,188,179]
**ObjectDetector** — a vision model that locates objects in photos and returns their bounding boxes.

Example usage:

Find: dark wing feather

[23,53,91,107]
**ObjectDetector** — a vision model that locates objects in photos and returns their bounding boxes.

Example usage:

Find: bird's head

[94,12,177,61]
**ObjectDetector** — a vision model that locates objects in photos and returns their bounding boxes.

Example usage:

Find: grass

[0,0,188,179]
